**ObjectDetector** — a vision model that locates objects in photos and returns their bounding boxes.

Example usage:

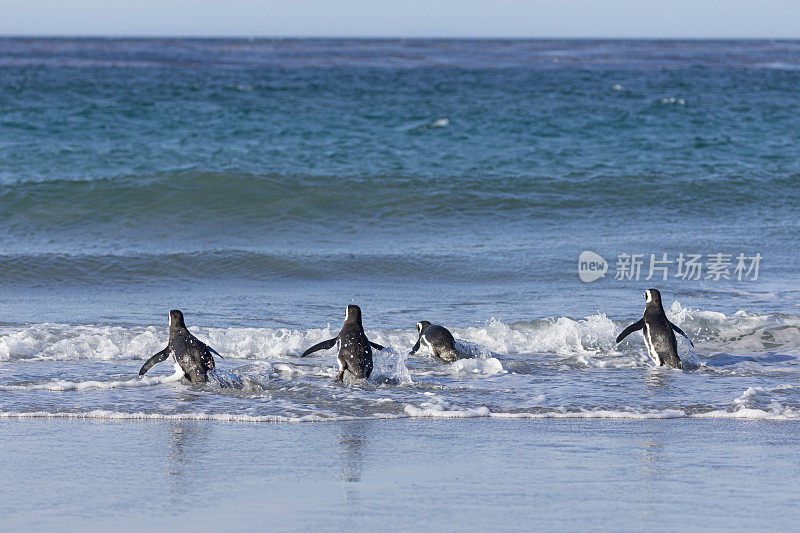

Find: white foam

[3,404,800,423]
[0,409,389,423]
[372,347,413,385]
[733,384,793,405]
[0,307,797,367]
[668,302,800,355]
[490,409,688,420]
[403,394,490,418]
[693,406,800,420]
[404,405,491,418]
[0,369,184,391]
[457,314,618,357]
[447,357,505,375]
[0,324,165,362]
[405,405,800,421]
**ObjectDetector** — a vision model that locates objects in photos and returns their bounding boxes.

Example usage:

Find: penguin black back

[337,305,373,379]
[615,289,693,369]
[642,289,681,368]
[410,321,459,362]
[139,309,218,383]
[300,304,385,382]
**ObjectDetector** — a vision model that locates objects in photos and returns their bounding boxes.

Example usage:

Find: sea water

[1,39,799,530]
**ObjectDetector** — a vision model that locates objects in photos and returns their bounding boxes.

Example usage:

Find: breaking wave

[1,303,797,367]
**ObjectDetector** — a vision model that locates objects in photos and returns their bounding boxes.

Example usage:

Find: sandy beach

[2,418,798,531]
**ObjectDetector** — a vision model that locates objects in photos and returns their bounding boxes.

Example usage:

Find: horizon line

[2,34,799,41]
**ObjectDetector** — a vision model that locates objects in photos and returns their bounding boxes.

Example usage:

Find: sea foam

[1,306,797,365]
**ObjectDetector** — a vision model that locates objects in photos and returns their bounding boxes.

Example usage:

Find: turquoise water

[1,38,799,418]
[2,36,800,531]
[1,37,799,414]
[1,38,798,325]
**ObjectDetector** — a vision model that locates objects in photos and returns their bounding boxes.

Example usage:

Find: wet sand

[1,418,798,531]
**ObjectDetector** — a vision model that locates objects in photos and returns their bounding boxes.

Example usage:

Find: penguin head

[168,309,186,331]
[416,321,431,334]
[344,305,362,326]
[643,289,663,308]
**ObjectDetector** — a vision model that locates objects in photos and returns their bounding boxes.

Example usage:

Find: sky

[1,0,799,38]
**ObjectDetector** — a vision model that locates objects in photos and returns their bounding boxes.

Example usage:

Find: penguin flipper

[139,348,169,376]
[409,338,421,355]
[205,344,224,359]
[616,319,645,344]
[202,347,216,371]
[369,341,385,351]
[301,337,338,357]
[669,322,694,347]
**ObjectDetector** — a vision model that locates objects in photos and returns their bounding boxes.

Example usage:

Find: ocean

[1,38,799,530]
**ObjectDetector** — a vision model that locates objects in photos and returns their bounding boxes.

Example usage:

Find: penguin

[615,289,693,369]
[410,321,461,362]
[139,310,220,383]
[300,305,384,382]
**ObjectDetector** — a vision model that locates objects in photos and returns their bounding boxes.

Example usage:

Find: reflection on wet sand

[339,420,370,483]
[165,420,212,509]
[644,370,670,388]
[339,420,372,510]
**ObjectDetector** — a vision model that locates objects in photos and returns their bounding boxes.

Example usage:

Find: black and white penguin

[410,321,461,362]
[139,310,219,383]
[615,289,693,369]
[300,305,384,382]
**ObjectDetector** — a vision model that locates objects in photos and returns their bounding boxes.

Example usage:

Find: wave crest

[1,306,797,367]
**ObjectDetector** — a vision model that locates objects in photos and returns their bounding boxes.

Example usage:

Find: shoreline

[3,407,800,422]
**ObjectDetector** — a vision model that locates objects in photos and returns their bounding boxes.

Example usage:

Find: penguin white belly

[335,338,348,376]
[168,351,186,377]
[421,335,435,356]
[643,323,661,365]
